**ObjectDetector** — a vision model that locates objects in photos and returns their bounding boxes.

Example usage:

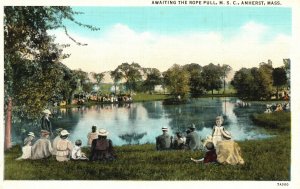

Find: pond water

[12,97,277,146]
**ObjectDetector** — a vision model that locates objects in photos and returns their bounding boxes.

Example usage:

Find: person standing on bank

[90,129,116,161]
[156,127,172,151]
[41,109,53,136]
[186,124,201,151]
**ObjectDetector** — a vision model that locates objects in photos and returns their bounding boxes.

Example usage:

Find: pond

[12,97,278,146]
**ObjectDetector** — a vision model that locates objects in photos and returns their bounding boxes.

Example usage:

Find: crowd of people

[16,109,116,162]
[17,109,244,166]
[264,102,290,113]
[156,116,245,165]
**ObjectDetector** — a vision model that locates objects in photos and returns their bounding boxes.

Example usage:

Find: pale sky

[51,6,291,73]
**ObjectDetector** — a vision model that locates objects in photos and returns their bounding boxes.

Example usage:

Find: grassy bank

[251,111,291,131]
[5,112,291,180]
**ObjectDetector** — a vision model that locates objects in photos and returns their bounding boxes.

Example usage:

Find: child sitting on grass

[190,141,217,164]
[71,139,88,161]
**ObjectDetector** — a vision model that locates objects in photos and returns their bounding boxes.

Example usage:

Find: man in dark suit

[40,109,53,136]
[156,127,172,150]
[186,124,201,150]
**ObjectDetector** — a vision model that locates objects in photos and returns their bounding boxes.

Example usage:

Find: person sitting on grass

[56,130,73,162]
[191,141,217,164]
[87,125,98,146]
[16,132,35,160]
[90,129,116,161]
[31,130,52,160]
[186,124,201,151]
[172,132,186,150]
[71,139,88,161]
[156,127,172,151]
[52,128,63,156]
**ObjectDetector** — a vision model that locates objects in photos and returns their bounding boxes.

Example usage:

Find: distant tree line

[231,59,289,100]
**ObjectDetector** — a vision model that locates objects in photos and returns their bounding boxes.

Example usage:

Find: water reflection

[12,98,277,146]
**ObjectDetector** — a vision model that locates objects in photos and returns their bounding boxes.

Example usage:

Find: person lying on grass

[191,142,217,164]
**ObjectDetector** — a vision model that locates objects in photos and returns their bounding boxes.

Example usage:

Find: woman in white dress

[211,116,231,147]
[16,132,35,160]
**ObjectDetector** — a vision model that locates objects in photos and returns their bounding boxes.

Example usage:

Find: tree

[273,67,287,99]
[201,63,222,95]
[283,58,290,88]
[4,6,100,150]
[142,68,162,93]
[183,63,205,96]
[110,69,123,94]
[163,64,190,99]
[116,62,143,93]
[92,72,105,94]
[231,68,255,99]
[220,64,232,94]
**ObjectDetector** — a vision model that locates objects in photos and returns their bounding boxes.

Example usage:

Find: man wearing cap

[31,130,52,159]
[186,124,201,151]
[156,127,172,151]
[90,129,116,161]
[16,132,35,160]
[55,129,73,162]
[41,109,53,136]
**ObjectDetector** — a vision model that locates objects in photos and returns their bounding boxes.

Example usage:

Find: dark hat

[189,124,196,129]
[75,139,82,146]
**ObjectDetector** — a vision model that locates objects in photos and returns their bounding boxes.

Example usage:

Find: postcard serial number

[277,183,289,186]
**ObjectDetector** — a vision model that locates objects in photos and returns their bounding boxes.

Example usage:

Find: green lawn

[4,112,290,180]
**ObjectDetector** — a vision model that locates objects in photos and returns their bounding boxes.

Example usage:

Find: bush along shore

[4,112,290,180]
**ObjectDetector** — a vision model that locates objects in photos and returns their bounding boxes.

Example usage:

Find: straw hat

[60,129,70,136]
[162,127,168,131]
[42,109,51,114]
[28,132,35,137]
[98,128,109,136]
[222,129,231,140]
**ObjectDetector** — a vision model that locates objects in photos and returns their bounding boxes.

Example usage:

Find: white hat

[28,132,35,137]
[98,128,109,136]
[60,130,70,136]
[222,130,231,140]
[42,109,51,114]
[162,127,168,131]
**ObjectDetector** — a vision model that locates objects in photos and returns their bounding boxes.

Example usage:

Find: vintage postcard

[1,0,300,189]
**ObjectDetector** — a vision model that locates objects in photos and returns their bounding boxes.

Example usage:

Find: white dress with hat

[16,136,34,160]
[212,126,231,147]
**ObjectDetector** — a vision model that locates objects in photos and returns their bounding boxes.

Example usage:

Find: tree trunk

[276,86,279,99]
[5,97,12,150]
[223,79,226,94]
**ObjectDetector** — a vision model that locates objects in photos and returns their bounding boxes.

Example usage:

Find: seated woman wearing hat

[56,130,73,162]
[211,116,244,165]
[90,129,116,161]
[16,132,35,160]
[31,130,52,160]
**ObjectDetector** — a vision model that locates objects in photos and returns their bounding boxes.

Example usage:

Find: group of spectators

[16,109,116,162]
[17,109,244,166]
[264,102,290,113]
[156,116,245,165]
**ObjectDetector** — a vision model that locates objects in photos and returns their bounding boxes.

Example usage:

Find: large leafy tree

[115,62,143,93]
[201,63,223,94]
[272,67,287,99]
[183,63,205,96]
[110,69,123,94]
[4,6,99,150]
[92,72,105,94]
[220,64,232,94]
[163,64,190,99]
[142,68,162,93]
